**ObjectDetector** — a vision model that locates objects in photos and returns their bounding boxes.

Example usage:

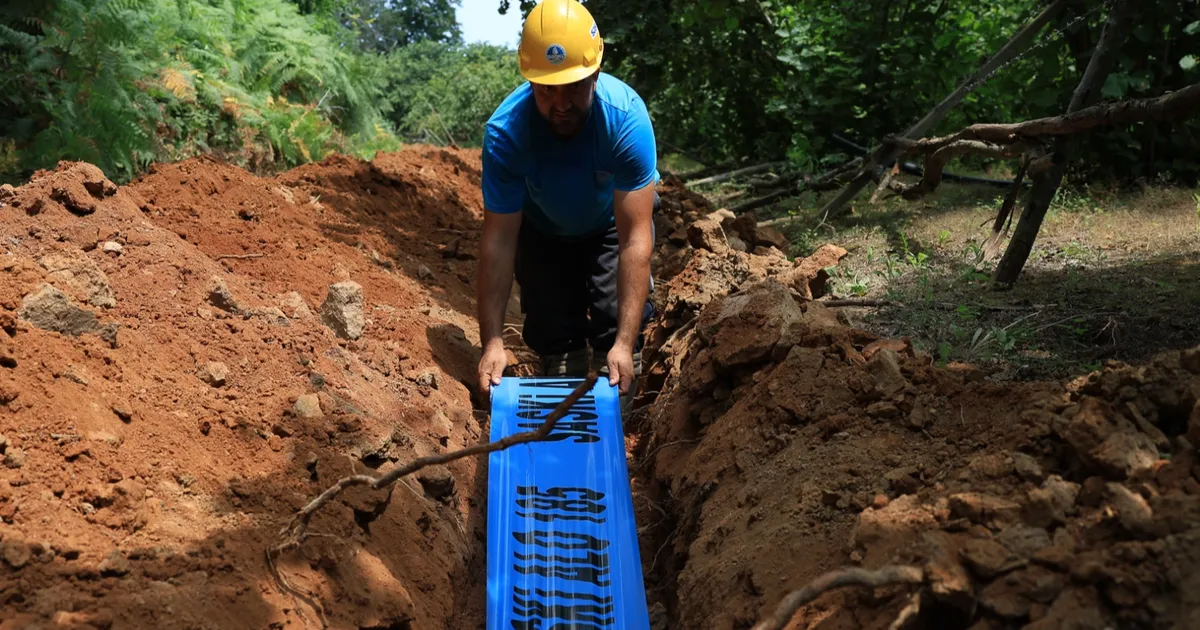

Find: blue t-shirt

[481,73,659,238]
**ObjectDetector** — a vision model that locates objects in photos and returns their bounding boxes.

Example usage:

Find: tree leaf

[1185,21,1200,36]
[1182,55,1198,71]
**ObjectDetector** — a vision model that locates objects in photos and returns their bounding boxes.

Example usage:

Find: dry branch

[752,565,925,630]
[215,253,265,261]
[275,373,599,550]
[891,81,1200,156]
[688,162,786,187]
[982,157,1030,259]
[889,140,1032,200]
[734,158,863,216]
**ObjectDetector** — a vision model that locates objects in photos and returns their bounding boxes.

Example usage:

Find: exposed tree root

[751,565,926,630]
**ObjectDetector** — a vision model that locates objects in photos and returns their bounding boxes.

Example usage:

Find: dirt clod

[4,447,25,469]
[279,291,313,319]
[687,218,730,253]
[196,361,229,387]
[950,492,1022,528]
[3,535,31,569]
[97,549,130,576]
[293,394,322,418]
[962,537,1027,579]
[206,276,241,313]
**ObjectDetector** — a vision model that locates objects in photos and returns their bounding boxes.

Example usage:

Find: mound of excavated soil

[0,149,501,629]
[633,189,1200,629]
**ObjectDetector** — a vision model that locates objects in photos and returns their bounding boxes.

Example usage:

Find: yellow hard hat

[517,0,604,86]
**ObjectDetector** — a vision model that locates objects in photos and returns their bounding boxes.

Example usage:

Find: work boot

[539,348,591,378]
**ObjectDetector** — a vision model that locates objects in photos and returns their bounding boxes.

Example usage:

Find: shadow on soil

[857,251,1200,380]
[285,149,484,320]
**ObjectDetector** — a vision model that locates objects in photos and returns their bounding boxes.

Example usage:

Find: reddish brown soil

[0,150,497,629]
[0,154,1196,630]
[634,180,1200,630]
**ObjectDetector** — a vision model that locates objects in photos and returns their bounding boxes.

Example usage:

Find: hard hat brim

[520,52,604,86]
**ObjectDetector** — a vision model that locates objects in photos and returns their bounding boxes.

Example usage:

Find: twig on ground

[215,253,265,261]
[870,163,901,205]
[887,592,923,630]
[264,547,325,629]
[752,565,925,630]
[823,299,893,308]
[275,373,599,551]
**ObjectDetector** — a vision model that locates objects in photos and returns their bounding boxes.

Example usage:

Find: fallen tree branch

[274,373,599,550]
[832,133,1015,189]
[889,140,1033,200]
[752,565,925,630]
[891,81,1200,156]
[735,159,864,216]
[215,253,265,261]
[688,162,786,187]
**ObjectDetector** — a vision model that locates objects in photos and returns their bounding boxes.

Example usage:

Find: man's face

[532,72,598,137]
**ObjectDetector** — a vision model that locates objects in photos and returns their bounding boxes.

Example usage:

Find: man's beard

[548,107,587,138]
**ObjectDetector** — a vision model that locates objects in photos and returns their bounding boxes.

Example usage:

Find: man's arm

[476,209,522,392]
[608,184,655,391]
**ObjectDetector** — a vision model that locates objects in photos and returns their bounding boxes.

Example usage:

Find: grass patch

[693,174,1200,380]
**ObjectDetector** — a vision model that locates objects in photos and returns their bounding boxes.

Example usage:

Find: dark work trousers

[514,195,658,362]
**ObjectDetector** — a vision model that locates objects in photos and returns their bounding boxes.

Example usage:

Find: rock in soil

[18,284,100,336]
[39,248,117,308]
[866,348,906,397]
[319,281,365,340]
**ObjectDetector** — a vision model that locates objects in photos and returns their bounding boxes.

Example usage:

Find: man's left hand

[606,343,635,394]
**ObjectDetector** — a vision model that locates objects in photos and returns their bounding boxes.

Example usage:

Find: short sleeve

[613,97,659,192]
[481,125,526,214]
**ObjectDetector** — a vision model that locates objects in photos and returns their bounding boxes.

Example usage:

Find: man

[475,0,658,401]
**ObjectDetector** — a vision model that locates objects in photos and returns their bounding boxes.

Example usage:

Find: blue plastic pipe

[487,377,650,629]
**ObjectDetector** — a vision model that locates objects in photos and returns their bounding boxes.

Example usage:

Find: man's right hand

[478,338,508,395]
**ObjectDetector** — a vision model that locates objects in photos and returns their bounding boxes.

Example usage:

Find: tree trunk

[992,0,1134,287]
[814,0,1072,221]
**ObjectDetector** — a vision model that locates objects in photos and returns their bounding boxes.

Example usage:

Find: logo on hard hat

[545,44,566,65]
[590,22,598,38]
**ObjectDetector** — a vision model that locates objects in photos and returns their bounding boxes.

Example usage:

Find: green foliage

[576,0,1200,184]
[0,0,395,182]
[352,0,461,53]
[383,41,523,146]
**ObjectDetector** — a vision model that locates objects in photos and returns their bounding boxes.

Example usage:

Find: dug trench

[0,150,1195,630]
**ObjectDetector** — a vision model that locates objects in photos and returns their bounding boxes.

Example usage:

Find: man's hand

[606,342,635,394]
[476,209,521,396]
[478,338,508,395]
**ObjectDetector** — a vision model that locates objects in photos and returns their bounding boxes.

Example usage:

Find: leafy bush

[0,0,394,182]
[383,41,523,146]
